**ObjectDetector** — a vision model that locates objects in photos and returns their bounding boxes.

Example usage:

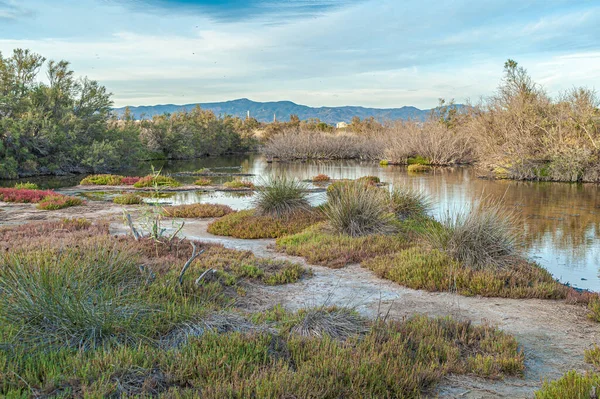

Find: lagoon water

[9,154,600,291]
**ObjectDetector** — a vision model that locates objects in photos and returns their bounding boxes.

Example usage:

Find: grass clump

[388,187,432,220]
[407,155,431,165]
[276,223,408,268]
[254,176,310,217]
[208,209,324,239]
[14,181,39,189]
[323,180,396,237]
[356,175,381,185]
[113,193,144,205]
[290,307,369,339]
[223,179,255,189]
[36,194,83,210]
[163,203,235,218]
[407,164,432,173]
[424,201,520,269]
[363,247,567,299]
[194,177,212,186]
[133,175,181,188]
[312,174,330,182]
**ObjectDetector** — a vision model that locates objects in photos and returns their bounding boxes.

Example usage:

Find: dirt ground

[2,202,599,398]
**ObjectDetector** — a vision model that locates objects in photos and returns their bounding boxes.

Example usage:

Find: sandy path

[109,219,599,399]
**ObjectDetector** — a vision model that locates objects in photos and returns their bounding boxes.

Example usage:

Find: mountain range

[113,98,455,124]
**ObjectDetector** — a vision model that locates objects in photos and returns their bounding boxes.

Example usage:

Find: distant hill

[113,98,460,124]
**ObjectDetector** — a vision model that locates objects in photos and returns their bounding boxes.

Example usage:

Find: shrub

[0,188,55,203]
[253,176,310,217]
[407,155,431,165]
[356,175,380,185]
[379,160,389,166]
[588,296,600,322]
[312,174,331,182]
[424,201,520,269]
[133,175,181,188]
[223,179,255,189]
[80,174,125,185]
[323,181,396,237]
[163,203,235,218]
[113,193,144,205]
[194,178,212,186]
[36,195,83,210]
[14,182,39,190]
[362,247,567,299]
[407,164,432,173]
[207,209,324,239]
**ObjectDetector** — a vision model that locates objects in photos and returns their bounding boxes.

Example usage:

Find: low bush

[194,178,212,186]
[113,193,144,205]
[163,203,235,218]
[362,247,567,299]
[323,180,396,237]
[588,296,600,322]
[0,187,55,203]
[423,201,520,269]
[312,174,331,182]
[36,195,83,210]
[407,155,431,165]
[223,179,255,189]
[253,176,310,217]
[80,174,125,185]
[14,182,39,189]
[133,175,181,188]
[207,209,324,239]
[407,164,432,173]
[379,160,389,166]
[276,224,408,268]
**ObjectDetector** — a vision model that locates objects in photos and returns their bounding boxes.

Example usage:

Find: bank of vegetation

[0,49,258,179]
[264,61,600,183]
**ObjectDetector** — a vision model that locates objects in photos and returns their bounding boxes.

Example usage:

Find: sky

[0,0,599,108]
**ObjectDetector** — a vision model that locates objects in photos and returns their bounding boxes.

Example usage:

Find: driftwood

[126,213,141,240]
[178,241,205,285]
[195,268,216,286]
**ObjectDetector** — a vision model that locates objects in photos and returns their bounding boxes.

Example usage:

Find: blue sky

[0,0,599,108]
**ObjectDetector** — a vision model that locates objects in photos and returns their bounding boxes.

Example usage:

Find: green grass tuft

[254,176,310,217]
[36,195,83,210]
[163,203,235,218]
[133,175,181,188]
[113,193,144,205]
[14,181,39,189]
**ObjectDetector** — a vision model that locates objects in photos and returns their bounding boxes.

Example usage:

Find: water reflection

[6,154,600,290]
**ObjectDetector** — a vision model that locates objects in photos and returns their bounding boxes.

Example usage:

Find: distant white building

[336,122,348,129]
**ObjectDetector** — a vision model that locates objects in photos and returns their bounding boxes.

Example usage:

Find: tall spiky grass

[0,246,149,350]
[323,181,396,237]
[424,201,520,269]
[387,187,432,220]
[253,176,310,217]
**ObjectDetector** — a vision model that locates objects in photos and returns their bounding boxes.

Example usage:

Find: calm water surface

[9,154,600,291]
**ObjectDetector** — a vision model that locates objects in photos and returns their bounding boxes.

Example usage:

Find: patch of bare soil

[0,201,132,226]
